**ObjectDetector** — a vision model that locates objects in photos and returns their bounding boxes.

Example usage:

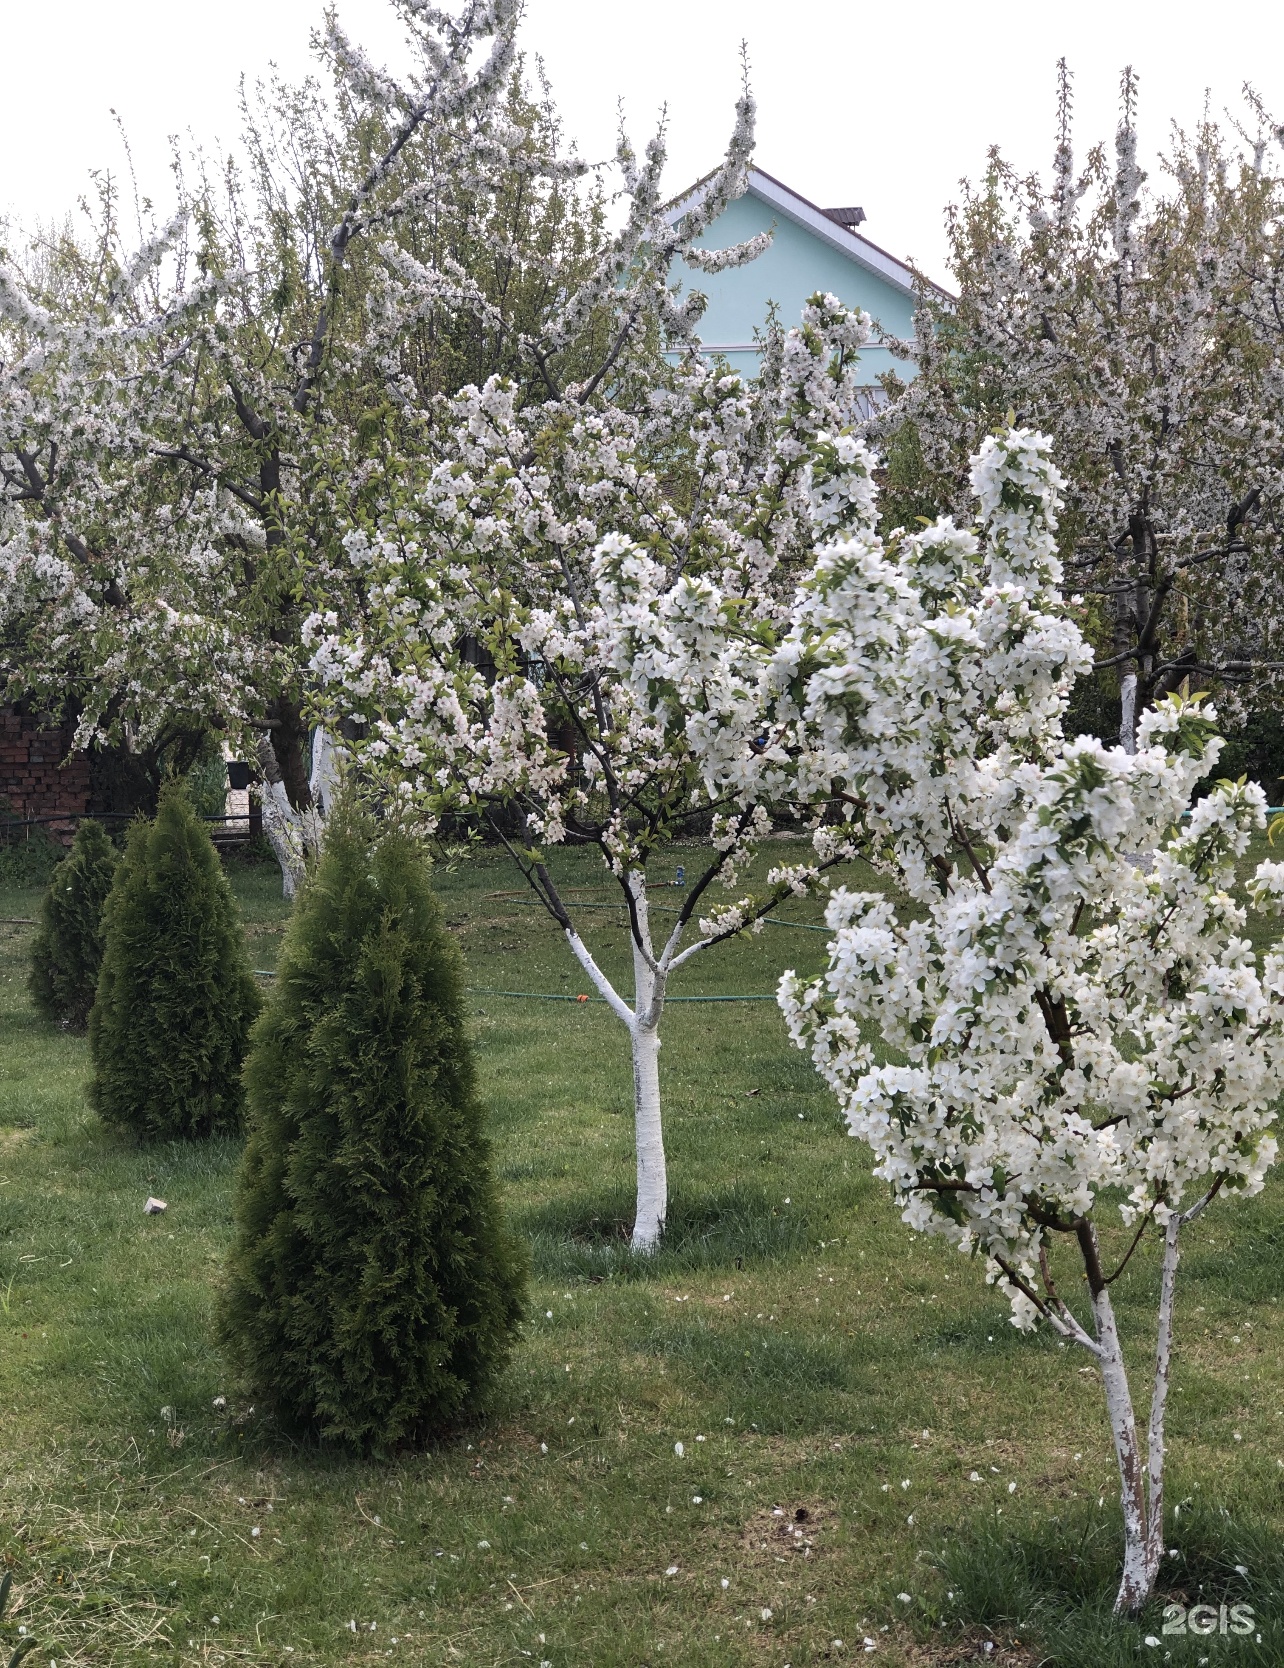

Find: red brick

[0,707,92,844]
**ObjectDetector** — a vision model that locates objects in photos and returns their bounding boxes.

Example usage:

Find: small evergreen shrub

[29,819,119,1030]
[89,784,260,1140]
[219,805,525,1449]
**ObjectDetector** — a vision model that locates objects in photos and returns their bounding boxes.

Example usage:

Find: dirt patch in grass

[740,1500,834,1561]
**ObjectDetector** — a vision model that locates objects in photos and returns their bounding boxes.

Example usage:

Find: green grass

[2,841,1284,1665]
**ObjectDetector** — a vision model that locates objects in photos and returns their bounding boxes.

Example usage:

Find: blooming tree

[879,66,1284,748]
[308,292,876,1248]
[764,425,1284,1614]
[0,0,601,889]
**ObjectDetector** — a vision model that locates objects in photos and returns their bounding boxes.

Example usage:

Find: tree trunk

[1119,672,1138,754]
[1082,1216,1181,1615]
[631,1020,666,1251]
[272,698,314,812]
[309,725,342,818]
[255,730,334,899]
[257,777,312,899]
[561,869,670,1252]
[1143,1218,1180,1581]
[1114,561,1140,753]
[628,875,668,1251]
[1092,1282,1156,1613]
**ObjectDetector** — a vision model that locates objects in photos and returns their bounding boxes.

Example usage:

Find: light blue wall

[669,189,917,385]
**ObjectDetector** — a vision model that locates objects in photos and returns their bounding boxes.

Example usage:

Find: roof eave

[665,166,950,301]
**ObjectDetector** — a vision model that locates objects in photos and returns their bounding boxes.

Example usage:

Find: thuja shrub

[29,819,119,1030]
[218,805,525,1450]
[89,784,260,1140]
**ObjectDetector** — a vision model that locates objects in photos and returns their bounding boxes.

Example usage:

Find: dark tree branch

[151,444,265,512]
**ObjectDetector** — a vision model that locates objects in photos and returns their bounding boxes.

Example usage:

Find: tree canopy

[878,66,1284,748]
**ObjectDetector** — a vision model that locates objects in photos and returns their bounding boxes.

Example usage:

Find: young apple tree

[770,426,1284,1614]
[307,288,877,1248]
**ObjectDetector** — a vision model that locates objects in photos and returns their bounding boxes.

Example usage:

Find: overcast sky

[3,0,1282,284]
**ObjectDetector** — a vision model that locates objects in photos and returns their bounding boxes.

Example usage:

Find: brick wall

[0,708,92,843]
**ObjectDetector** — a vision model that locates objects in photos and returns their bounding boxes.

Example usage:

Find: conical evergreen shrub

[29,819,119,1030]
[89,784,260,1140]
[218,805,525,1449]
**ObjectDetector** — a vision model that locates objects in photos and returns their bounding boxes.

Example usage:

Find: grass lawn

[3,840,1284,1666]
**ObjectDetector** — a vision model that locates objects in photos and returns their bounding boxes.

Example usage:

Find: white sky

[2,0,1282,285]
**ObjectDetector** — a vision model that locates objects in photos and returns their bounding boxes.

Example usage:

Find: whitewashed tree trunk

[629,879,668,1249]
[309,725,342,818]
[258,780,311,899]
[1069,1214,1183,1614]
[561,868,680,1252]
[1120,671,1138,754]
[1091,1282,1157,1613]
[255,728,342,899]
[1144,1218,1181,1578]
[631,1020,666,1250]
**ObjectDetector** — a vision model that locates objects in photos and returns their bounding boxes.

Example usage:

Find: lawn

[2,840,1284,1666]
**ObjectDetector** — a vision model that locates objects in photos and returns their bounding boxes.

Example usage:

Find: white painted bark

[1091,1280,1155,1614]
[258,777,311,899]
[1144,1217,1181,1580]
[1120,672,1138,754]
[631,1022,666,1250]
[309,725,343,817]
[628,876,668,1249]
[561,868,676,1252]
[1067,1212,1185,1615]
[255,734,324,899]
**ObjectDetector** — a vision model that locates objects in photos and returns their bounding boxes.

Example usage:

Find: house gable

[666,167,922,384]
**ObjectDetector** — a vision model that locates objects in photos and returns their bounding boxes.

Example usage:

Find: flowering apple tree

[771,427,1284,1614]
[307,293,876,1248]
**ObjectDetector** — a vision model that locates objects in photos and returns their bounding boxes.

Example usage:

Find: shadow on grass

[519,1183,812,1281]
[927,1310,1067,1360]
[925,1502,1282,1665]
[641,1315,860,1433]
